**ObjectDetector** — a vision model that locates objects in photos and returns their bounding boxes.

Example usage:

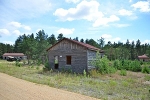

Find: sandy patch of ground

[0,72,100,100]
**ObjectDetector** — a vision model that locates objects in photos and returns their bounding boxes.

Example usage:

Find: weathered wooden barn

[138,54,149,62]
[2,53,26,60]
[47,38,104,73]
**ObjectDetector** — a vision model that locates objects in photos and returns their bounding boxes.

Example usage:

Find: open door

[54,56,59,69]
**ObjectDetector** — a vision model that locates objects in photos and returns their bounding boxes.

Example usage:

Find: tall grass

[0,60,150,100]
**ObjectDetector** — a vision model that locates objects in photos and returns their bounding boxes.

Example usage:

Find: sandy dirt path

[0,73,100,100]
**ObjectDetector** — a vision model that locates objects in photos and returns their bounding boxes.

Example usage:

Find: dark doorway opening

[54,56,59,69]
[66,56,71,65]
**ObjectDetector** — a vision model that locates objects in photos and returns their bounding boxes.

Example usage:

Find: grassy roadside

[0,60,150,100]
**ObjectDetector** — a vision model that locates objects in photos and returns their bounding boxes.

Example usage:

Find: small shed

[47,38,103,73]
[3,53,26,60]
[138,54,149,62]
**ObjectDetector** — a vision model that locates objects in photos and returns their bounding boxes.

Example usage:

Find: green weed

[142,66,150,74]
[120,69,127,76]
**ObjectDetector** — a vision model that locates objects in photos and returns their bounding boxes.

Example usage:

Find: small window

[54,56,58,64]
[66,56,71,65]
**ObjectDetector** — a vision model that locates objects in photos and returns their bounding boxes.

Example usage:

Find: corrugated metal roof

[47,38,102,52]
[138,54,149,59]
[3,53,25,56]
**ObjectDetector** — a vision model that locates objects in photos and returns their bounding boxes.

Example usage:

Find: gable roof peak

[47,37,101,51]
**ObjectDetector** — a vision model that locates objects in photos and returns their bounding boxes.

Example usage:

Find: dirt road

[0,73,100,100]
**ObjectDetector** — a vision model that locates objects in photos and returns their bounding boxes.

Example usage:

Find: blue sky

[0,0,150,45]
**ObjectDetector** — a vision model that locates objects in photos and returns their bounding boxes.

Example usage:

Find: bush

[44,61,50,71]
[114,60,142,72]
[129,60,141,72]
[61,67,72,73]
[15,61,21,67]
[108,67,117,73]
[23,60,26,65]
[36,66,39,70]
[37,59,42,66]
[96,56,110,74]
[89,69,99,78]
[120,69,127,76]
[142,66,150,74]
[113,60,121,69]
[92,52,115,74]
[140,61,143,65]
[122,60,130,70]
[43,67,48,72]
[83,69,87,77]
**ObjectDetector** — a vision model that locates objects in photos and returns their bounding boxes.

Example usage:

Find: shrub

[66,68,72,73]
[144,75,150,81]
[61,67,72,73]
[120,69,127,76]
[23,60,26,65]
[113,60,121,69]
[92,52,116,74]
[140,61,143,65]
[96,56,110,74]
[109,80,117,87]
[50,68,53,73]
[37,59,42,66]
[15,60,21,67]
[122,60,130,70]
[44,61,50,71]
[43,67,48,72]
[83,69,87,77]
[108,67,117,73]
[142,66,150,74]
[31,66,34,68]
[129,60,141,72]
[89,69,99,78]
[36,66,39,70]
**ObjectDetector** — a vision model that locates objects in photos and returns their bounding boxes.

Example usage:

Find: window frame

[66,56,71,65]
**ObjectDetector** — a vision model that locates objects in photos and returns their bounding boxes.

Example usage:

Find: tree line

[0,30,150,62]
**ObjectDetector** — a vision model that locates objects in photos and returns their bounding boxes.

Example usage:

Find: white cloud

[101,34,112,39]
[36,29,42,33]
[114,24,130,28]
[143,40,150,44]
[57,28,75,35]
[3,41,14,45]
[9,21,31,31]
[23,25,31,31]
[119,9,133,16]
[93,15,120,27]
[13,30,21,35]
[101,34,121,43]
[131,1,150,12]
[0,0,52,22]
[0,29,10,36]
[65,0,80,3]
[54,0,101,21]
[10,0,51,15]
[54,0,120,27]
[113,37,121,42]
[129,0,132,3]
[9,22,22,28]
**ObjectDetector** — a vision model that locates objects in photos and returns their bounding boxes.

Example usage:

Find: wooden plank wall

[48,39,88,73]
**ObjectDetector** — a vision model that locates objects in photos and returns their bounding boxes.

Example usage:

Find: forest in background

[0,30,150,62]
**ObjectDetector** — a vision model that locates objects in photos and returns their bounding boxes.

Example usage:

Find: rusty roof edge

[46,38,65,51]
[3,53,25,56]
[47,38,102,52]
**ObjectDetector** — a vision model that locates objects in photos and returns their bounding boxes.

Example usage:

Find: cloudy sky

[0,0,150,45]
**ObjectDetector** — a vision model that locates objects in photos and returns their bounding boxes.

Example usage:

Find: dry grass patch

[0,60,150,100]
